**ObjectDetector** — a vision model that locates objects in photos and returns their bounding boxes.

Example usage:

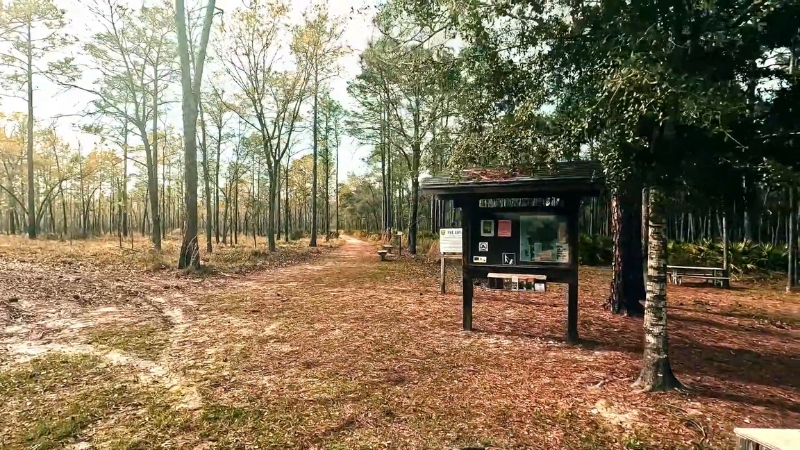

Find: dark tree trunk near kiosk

[609,187,645,315]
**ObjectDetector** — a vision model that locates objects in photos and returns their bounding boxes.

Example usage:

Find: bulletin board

[469,211,571,267]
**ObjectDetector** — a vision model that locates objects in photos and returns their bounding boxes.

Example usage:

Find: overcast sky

[0,0,379,182]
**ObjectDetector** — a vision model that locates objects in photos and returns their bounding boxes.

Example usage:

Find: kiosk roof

[420,160,605,199]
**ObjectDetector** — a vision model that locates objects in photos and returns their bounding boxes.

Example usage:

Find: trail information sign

[420,160,605,343]
[439,228,462,254]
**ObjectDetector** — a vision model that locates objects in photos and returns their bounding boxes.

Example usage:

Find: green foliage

[668,239,788,276]
[579,233,613,266]
[559,234,787,275]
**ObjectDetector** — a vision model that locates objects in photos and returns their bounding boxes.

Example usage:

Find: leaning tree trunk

[609,187,645,315]
[634,188,683,392]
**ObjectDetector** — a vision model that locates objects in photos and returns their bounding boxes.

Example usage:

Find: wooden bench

[377,250,389,261]
[734,428,800,449]
[667,265,730,287]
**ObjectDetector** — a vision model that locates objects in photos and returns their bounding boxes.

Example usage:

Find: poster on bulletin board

[519,213,569,263]
[498,220,512,237]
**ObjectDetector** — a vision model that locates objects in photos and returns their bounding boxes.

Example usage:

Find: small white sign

[478,242,488,252]
[556,243,569,263]
[439,228,462,254]
[473,256,487,263]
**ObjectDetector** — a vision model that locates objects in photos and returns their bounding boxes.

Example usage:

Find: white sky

[0,0,380,182]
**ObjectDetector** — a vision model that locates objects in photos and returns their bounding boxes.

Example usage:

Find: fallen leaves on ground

[0,235,797,449]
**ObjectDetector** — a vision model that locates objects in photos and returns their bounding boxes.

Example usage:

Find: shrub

[669,239,788,276]
[579,233,613,266]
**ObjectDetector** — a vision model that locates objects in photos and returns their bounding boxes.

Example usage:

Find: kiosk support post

[461,200,475,331]
[440,256,446,294]
[566,196,581,343]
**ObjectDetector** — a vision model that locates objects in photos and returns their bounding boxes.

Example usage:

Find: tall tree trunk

[222,183,230,244]
[215,127,222,244]
[267,166,278,252]
[722,209,730,288]
[609,187,645,315]
[634,188,682,392]
[284,158,290,242]
[324,126,330,242]
[59,184,67,239]
[199,103,213,253]
[233,177,239,245]
[142,135,161,249]
[175,0,215,268]
[122,119,129,237]
[25,23,35,239]
[788,187,797,291]
[409,145,421,255]
[335,135,339,237]
[310,66,319,247]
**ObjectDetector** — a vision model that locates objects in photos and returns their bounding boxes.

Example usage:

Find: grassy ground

[1,236,798,449]
[0,233,341,275]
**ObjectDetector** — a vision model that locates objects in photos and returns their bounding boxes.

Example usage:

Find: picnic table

[667,265,730,287]
[383,244,394,254]
[734,428,800,450]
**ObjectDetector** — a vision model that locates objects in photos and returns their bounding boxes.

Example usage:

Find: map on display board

[519,214,569,263]
[439,228,462,254]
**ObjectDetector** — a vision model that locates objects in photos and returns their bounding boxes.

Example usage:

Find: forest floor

[1,235,798,449]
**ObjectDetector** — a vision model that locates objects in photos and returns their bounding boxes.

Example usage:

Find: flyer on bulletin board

[498,220,512,237]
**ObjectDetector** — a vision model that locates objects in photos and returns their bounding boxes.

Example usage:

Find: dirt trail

[2,238,363,411]
[237,236,373,285]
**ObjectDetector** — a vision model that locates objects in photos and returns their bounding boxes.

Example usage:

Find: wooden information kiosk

[421,161,605,343]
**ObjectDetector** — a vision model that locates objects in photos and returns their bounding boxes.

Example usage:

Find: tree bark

[722,209,730,288]
[634,188,683,392]
[324,114,330,242]
[214,125,222,244]
[284,158,290,241]
[26,23,35,239]
[267,167,278,251]
[609,187,646,315]
[788,187,797,290]
[409,146,420,255]
[176,0,215,268]
[199,103,213,253]
[310,66,319,247]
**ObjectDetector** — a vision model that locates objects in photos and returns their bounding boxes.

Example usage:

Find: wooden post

[566,196,580,343]
[566,282,579,343]
[789,186,796,292]
[722,210,730,288]
[440,255,446,294]
[461,200,474,331]
[398,231,403,256]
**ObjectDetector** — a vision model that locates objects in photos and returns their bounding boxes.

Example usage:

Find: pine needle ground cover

[1,237,797,449]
